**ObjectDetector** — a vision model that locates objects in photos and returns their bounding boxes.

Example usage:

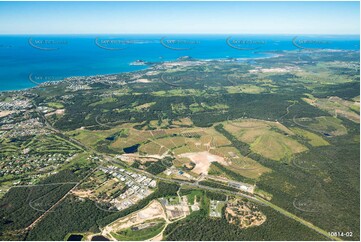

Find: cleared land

[303,95,360,123]
[102,200,167,240]
[224,119,307,161]
[293,116,347,136]
[290,127,329,147]
[67,121,271,179]
[225,199,266,228]
[178,151,226,175]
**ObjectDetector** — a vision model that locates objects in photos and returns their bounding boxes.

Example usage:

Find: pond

[67,234,83,241]
[105,135,115,141]
[123,143,140,153]
[91,235,110,241]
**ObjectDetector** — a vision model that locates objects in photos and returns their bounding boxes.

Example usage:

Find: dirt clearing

[178,151,226,175]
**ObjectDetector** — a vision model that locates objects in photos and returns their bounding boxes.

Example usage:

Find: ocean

[0,35,359,91]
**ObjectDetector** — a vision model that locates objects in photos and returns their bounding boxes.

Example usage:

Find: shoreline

[0,48,356,94]
[0,52,278,94]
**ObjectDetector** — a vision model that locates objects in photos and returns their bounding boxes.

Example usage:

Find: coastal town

[0,46,359,241]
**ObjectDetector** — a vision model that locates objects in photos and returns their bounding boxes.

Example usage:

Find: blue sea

[0,35,359,91]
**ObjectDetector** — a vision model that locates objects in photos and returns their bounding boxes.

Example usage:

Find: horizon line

[0,33,360,36]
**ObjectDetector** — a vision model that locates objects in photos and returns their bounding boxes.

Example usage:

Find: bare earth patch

[45,109,65,117]
[178,151,226,175]
[102,200,166,238]
[0,110,14,118]
[134,78,151,83]
[225,199,266,229]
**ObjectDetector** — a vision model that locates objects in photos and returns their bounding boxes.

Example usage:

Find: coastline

[0,52,279,94]
[0,47,358,94]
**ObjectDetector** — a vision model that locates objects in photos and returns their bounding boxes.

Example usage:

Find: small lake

[67,234,83,241]
[91,235,110,241]
[123,144,140,153]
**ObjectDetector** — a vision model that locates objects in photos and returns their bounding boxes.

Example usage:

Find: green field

[294,116,347,136]
[0,49,359,240]
[224,120,308,161]
[291,127,330,147]
[24,134,83,154]
[47,102,64,109]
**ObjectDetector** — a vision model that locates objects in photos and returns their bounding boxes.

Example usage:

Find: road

[24,167,98,231]
[11,182,78,188]
[28,108,340,241]
[120,163,340,241]
[278,100,297,121]
[32,100,88,151]
[256,196,341,241]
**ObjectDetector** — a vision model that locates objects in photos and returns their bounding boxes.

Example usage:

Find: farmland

[0,48,359,241]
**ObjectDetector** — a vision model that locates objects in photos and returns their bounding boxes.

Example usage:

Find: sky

[0,1,359,35]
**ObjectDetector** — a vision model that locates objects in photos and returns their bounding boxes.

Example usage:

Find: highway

[29,107,341,241]
[111,161,340,241]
